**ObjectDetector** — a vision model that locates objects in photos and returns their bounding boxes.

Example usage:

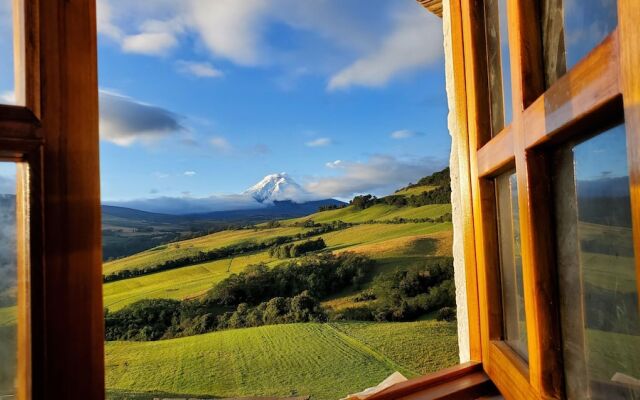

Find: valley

[101,169,458,399]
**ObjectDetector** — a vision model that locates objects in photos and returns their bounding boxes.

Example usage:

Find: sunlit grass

[105,320,458,400]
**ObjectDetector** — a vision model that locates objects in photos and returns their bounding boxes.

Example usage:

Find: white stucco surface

[441,0,471,363]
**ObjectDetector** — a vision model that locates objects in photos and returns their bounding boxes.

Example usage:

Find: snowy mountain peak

[244,173,309,203]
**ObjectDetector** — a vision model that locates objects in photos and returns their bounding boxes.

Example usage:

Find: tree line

[104,253,371,341]
[103,222,350,283]
[349,184,451,211]
[332,256,456,323]
[269,237,326,259]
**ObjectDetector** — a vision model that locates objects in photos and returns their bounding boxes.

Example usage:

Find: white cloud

[0,91,15,105]
[184,171,196,176]
[325,160,344,169]
[328,9,443,91]
[176,60,223,78]
[188,0,271,66]
[96,0,123,40]
[99,90,185,146]
[210,136,232,152]
[306,137,332,147]
[390,129,422,139]
[306,154,445,198]
[122,31,178,55]
[96,0,440,87]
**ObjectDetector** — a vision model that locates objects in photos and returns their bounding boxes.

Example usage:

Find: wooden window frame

[1,0,103,399]
[445,0,640,399]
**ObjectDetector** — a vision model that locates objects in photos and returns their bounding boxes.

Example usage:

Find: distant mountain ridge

[105,173,326,215]
[102,198,345,223]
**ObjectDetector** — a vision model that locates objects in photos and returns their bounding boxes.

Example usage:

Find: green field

[100,172,461,399]
[103,221,452,311]
[105,321,458,400]
[393,185,437,196]
[285,203,451,225]
[104,226,310,275]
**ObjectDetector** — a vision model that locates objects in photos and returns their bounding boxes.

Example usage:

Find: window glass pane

[554,124,640,399]
[0,0,23,105]
[496,170,528,361]
[485,0,513,136]
[542,0,618,87]
[0,162,18,397]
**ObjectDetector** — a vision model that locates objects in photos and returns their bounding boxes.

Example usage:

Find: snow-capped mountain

[104,173,344,215]
[244,173,310,203]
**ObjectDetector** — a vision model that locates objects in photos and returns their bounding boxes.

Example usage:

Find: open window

[452,0,640,398]
[0,0,103,398]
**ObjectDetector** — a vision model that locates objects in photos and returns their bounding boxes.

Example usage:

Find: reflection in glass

[0,163,17,397]
[496,171,528,361]
[0,1,14,104]
[485,0,513,135]
[542,0,618,86]
[554,125,640,399]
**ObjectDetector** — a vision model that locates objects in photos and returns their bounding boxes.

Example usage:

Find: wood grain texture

[460,0,507,392]
[618,0,640,319]
[15,161,31,400]
[508,0,563,396]
[366,362,496,400]
[523,32,621,150]
[36,0,104,398]
[477,126,514,178]
[417,0,443,18]
[447,0,483,362]
[0,105,41,139]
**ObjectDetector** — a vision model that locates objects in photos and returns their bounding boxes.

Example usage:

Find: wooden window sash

[1,0,103,399]
[457,0,640,399]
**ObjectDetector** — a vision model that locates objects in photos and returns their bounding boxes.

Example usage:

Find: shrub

[437,307,457,322]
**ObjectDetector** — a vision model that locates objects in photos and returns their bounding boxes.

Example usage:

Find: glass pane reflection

[555,124,640,399]
[485,0,513,135]
[0,162,18,397]
[496,171,528,361]
[0,1,17,104]
[563,0,617,70]
[542,0,618,86]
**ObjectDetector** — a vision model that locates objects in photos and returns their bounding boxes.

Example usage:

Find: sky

[1,0,452,209]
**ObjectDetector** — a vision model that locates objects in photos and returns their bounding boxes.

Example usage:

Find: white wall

[441,0,471,363]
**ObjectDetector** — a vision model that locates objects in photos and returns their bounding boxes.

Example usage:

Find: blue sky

[2,1,451,206]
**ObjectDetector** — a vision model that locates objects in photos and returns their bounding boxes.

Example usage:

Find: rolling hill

[105,321,458,400]
[0,168,459,399]
[99,169,457,399]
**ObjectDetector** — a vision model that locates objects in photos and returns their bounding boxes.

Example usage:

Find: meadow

[96,171,461,399]
[103,220,452,312]
[105,321,458,400]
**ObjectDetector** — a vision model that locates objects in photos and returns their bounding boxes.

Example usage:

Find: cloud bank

[99,91,185,146]
[328,9,443,90]
[105,193,262,215]
[96,0,443,89]
[306,154,446,199]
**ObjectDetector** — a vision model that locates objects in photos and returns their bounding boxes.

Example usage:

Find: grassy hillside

[104,226,310,275]
[285,203,451,225]
[103,222,451,311]
[105,321,458,400]
[101,168,457,399]
[393,185,437,196]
